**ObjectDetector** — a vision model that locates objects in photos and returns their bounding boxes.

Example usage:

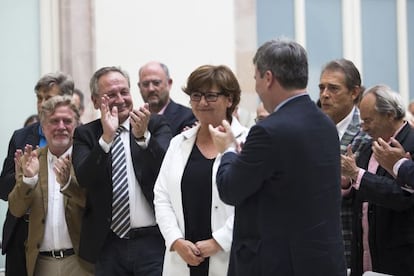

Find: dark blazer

[0,122,41,255]
[351,123,414,276]
[72,115,171,263]
[217,95,346,276]
[397,159,414,190]
[163,100,196,136]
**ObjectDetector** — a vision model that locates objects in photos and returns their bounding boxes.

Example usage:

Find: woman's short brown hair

[182,65,241,120]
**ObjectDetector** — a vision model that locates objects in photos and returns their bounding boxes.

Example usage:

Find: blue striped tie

[110,126,130,238]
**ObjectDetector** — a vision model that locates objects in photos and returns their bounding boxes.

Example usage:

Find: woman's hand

[171,239,204,266]
[195,238,222,258]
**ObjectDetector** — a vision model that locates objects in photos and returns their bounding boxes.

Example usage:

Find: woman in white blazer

[154,65,249,276]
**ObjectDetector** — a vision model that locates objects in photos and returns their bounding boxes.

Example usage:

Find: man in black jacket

[138,61,196,136]
[72,66,171,276]
[342,84,414,276]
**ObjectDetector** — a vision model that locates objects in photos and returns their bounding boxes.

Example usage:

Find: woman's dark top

[181,144,215,276]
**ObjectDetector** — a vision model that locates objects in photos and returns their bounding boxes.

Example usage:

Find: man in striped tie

[72,66,172,276]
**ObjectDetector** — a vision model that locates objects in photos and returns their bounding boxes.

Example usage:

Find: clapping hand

[17,144,39,178]
[14,149,23,180]
[53,155,72,188]
[341,145,359,181]
[208,120,239,153]
[130,103,151,139]
[373,137,410,177]
[100,94,119,143]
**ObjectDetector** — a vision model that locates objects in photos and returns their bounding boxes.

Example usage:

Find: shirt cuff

[393,158,409,176]
[353,168,366,190]
[223,146,237,154]
[22,174,39,187]
[135,130,151,148]
[99,136,112,153]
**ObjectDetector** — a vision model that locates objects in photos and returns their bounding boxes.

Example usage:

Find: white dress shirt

[23,147,73,251]
[99,118,156,228]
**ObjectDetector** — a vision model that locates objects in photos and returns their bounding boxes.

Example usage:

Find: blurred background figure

[138,61,196,136]
[233,105,255,128]
[72,89,86,123]
[23,114,39,127]
[254,102,269,123]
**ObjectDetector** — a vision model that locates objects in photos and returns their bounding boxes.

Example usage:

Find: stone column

[59,0,96,122]
[235,0,258,119]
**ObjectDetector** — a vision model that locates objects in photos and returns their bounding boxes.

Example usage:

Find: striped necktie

[110,126,130,238]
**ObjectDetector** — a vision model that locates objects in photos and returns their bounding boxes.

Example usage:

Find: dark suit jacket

[0,122,41,254]
[351,123,414,276]
[163,100,196,136]
[72,115,171,263]
[216,95,346,276]
[397,159,414,190]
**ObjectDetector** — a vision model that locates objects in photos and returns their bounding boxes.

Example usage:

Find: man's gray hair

[363,84,405,120]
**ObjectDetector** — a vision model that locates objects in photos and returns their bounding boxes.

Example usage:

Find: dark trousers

[5,218,28,276]
[95,229,165,276]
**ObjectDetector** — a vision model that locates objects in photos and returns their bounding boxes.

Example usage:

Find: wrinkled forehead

[141,69,167,80]
[41,105,77,124]
[98,72,129,92]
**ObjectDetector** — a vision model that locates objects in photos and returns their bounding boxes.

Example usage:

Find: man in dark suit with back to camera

[0,72,74,276]
[138,61,196,136]
[209,38,346,276]
[72,66,172,276]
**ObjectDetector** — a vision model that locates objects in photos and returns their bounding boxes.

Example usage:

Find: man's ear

[91,95,99,109]
[351,86,361,102]
[265,70,276,88]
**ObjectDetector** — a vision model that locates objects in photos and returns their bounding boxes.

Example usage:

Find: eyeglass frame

[190,91,226,102]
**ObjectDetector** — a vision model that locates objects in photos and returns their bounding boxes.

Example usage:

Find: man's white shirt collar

[336,106,356,140]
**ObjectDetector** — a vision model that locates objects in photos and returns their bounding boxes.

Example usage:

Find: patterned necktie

[110,126,130,238]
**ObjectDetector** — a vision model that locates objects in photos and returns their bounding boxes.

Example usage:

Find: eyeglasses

[190,91,226,102]
[139,79,163,88]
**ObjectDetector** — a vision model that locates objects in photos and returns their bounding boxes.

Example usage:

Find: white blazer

[154,118,248,276]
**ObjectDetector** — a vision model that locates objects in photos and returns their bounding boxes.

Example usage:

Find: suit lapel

[38,148,49,215]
